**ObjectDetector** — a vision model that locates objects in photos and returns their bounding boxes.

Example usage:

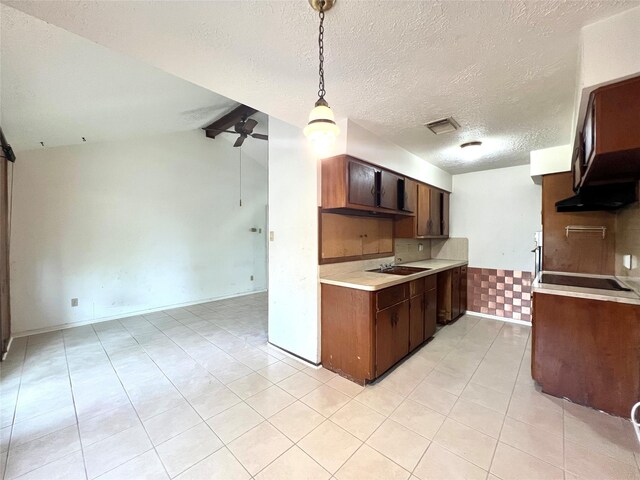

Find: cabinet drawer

[376,284,408,310]
[425,275,437,291]
[409,279,425,297]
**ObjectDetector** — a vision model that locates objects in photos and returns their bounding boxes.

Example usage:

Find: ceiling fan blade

[251,133,269,141]
[234,135,246,148]
[204,128,237,134]
[243,118,258,134]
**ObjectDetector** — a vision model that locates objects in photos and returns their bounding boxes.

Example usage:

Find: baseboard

[465,310,532,326]
[267,342,320,367]
[12,289,268,338]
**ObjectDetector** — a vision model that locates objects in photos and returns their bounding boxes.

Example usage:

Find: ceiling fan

[206,116,268,148]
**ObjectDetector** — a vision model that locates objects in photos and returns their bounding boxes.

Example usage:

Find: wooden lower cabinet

[376,300,410,377]
[322,271,451,384]
[424,277,437,339]
[532,292,640,417]
[437,266,467,324]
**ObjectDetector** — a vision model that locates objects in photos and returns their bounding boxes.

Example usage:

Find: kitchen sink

[367,266,431,276]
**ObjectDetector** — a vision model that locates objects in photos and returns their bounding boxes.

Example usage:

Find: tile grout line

[61,330,90,480]
[484,326,531,478]
[2,336,28,480]
[88,320,173,480]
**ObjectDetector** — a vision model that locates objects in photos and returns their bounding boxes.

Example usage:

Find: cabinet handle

[370,185,376,197]
[381,187,386,198]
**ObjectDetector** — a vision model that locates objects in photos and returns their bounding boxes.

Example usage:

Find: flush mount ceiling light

[303,0,339,157]
[460,141,483,160]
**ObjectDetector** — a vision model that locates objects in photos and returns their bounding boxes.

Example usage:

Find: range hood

[555,182,637,212]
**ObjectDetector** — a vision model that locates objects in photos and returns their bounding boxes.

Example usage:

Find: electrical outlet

[250,275,254,281]
[418,243,424,252]
[71,298,79,307]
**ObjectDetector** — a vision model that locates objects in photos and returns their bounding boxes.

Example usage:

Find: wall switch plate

[71,298,78,307]
[250,275,254,281]
[269,231,275,241]
[418,243,424,252]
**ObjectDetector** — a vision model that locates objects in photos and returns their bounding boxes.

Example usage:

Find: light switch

[269,231,275,241]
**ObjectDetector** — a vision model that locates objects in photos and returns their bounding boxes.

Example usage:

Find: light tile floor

[1,292,639,479]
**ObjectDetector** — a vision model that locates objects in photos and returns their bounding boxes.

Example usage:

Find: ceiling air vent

[424,117,460,135]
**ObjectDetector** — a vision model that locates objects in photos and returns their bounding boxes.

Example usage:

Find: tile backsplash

[395,239,432,264]
[431,238,469,261]
[615,197,640,278]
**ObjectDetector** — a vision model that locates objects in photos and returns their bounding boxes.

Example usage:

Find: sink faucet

[379,262,395,272]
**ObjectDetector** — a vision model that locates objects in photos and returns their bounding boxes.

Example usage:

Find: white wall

[450,165,541,272]
[344,121,452,192]
[268,118,320,363]
[11,129,268,334]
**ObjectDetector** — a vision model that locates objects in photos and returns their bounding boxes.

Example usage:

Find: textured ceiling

[3,1,639,172]
[0,5,239,151]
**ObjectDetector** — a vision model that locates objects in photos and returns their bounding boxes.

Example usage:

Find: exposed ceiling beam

[203,104,257,139]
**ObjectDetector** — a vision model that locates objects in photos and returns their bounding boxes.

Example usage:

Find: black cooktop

[540,273,632,292]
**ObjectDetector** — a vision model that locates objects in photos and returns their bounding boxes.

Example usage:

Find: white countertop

[532,271,640,305]
[319,259,468,291]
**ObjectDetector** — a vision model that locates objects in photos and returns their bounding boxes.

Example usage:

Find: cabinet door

[403,178,417,213]
[451,267,461,319]
[460,266,467,314]
[409,294,425,352]
[361,217,379,255]
[429,189,442,236]
[349,161,377,207]
[424,287,437,340]
[379,171,400,210]
[441,192,450,237]
[377,219,394,254]
[416,183,431,237]
[321,213,362,259]
[375,300,410,376]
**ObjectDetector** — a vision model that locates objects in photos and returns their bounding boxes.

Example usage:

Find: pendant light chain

[317,0,326,100]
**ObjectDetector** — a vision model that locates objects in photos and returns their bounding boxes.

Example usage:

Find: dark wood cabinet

[408,279,425,353]
[572,76,640,190]
[400,178,417,213]
[348,161,377,207]
[396,183,450,239]
[424,276,437,340]
[321,155,413,216]
[376,300,410,377]
[532,291,640,417]
[379,170,401,210]
[437,266,466,324]
[322,266,465,384]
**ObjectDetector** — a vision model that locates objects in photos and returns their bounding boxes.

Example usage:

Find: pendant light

[303,0,339,156]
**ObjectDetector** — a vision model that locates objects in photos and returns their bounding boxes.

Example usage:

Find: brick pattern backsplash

[468,267,533,322]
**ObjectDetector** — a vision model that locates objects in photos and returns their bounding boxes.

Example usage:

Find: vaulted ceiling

[3,1,639,172]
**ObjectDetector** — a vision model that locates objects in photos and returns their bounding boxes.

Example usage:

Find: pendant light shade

[304,0,339,156]
[304,99,340,155]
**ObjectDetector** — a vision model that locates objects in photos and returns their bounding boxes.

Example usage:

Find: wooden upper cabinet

[416,183,431,237]
[402,178,417,213]
[573,76,640,189]
[348,161,377,207]
[397,183,449,239]
[379,171,400,210]
[321,155,413,215]
[320,212,393,263]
